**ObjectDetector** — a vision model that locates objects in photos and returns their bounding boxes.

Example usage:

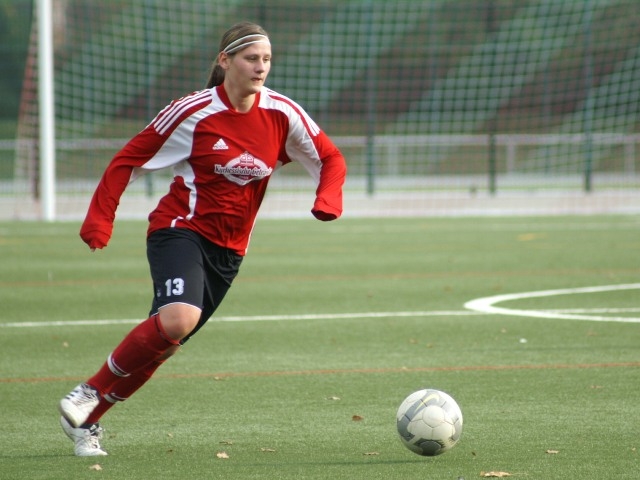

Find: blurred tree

[0,0,32,131]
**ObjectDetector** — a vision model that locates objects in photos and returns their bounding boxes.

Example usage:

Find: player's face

[224,43,271,97]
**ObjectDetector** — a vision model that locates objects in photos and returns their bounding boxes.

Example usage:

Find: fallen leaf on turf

[327,396,341,401]
[352,415,364,421]
[260,448,276,452]
[546,449,559,454]
[89,464,102,471]
[216,451,230,459]
[219,440,234,445]
[480,472,511,477]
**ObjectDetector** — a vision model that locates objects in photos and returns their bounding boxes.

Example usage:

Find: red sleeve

[80,127,165,249]
[264,89,347,222]
[311,131,347,221]
[81,90,214,249]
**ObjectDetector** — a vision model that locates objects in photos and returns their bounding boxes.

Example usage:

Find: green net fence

[6,0,640,219]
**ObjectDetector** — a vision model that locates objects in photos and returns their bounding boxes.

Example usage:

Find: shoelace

[85,425,104,448]
[67,385,98,405]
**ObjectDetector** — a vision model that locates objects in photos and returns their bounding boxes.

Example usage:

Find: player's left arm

[309,131,347,221]
[283,114,347,221]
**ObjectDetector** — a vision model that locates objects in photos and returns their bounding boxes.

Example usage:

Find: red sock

[85,357,166,425]
[87,315,178,395]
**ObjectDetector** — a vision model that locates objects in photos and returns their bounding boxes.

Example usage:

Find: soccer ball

[396,388,463,456]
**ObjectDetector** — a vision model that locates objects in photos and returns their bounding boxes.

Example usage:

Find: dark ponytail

[206,64,225,88]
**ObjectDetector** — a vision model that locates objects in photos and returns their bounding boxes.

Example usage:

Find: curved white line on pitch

[464,283,640,323]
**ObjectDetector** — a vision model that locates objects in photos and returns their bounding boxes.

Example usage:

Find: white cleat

[60,416,108,456]
[59,383,100,428]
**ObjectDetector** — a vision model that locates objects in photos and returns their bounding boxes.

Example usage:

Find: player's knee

[157,304,202,341]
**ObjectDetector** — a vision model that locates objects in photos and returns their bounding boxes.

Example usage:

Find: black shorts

[146,228,243,343]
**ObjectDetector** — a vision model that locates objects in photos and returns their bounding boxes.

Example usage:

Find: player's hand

[311,209,338,221]
[80,221,113,250]
[311,198,341,221]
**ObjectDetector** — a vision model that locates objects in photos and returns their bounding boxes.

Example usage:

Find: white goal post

[37,0,56,221]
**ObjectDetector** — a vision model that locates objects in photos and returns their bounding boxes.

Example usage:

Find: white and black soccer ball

[396,388,463,456]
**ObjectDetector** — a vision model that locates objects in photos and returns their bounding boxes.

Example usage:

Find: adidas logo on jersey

[213,138,228,150]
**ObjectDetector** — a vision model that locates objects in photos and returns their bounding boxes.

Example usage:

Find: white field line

[464,283,640,323]
[0,310,481,328]
[3,283,639,328]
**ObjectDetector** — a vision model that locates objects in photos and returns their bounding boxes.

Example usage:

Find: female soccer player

[58,21,346,456]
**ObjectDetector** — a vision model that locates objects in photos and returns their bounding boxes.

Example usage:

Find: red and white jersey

[81,85,347,255]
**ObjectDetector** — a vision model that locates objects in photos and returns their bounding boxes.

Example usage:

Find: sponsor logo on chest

[214,151,273,186]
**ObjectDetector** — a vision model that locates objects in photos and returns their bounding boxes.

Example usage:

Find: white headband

[223,34,271,54]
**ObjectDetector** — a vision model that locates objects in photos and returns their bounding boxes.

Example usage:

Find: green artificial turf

[1,216,639,479]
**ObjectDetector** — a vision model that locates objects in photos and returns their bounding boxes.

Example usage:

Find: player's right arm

[80,90,213,250]
[79,127,167,250]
